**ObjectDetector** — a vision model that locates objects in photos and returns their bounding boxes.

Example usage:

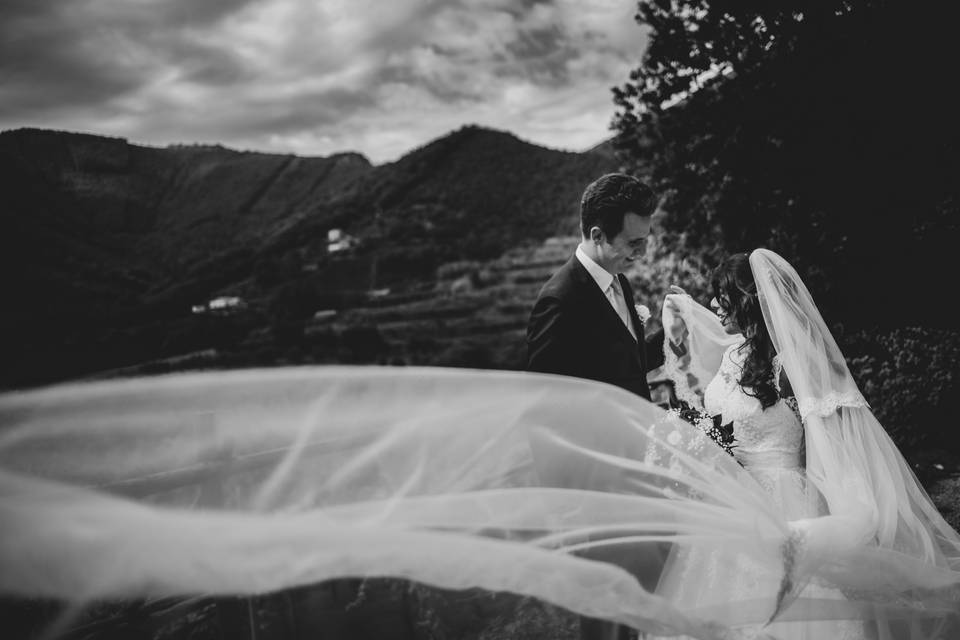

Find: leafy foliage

[613,0,960,330]
[846,327,960,453]
[612,0,960,452]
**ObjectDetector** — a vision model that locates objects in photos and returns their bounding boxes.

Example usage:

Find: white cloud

[0,0,649,162]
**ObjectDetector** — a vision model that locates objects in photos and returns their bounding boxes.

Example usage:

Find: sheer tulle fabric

[0,366,957,639]
[749,249,960,570]
[661,293,742,409]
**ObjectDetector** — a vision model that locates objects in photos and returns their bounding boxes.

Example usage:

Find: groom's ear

[589,226,604,245]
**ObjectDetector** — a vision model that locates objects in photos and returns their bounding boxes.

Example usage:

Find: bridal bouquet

[668,400,737,457]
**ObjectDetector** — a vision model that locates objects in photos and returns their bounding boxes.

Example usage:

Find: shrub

[339,326,389,363]
[845,327,960,453]
[436,260,482,280]
[432,341,495,369]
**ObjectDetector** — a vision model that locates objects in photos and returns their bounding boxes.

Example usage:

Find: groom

[526,173,666,640]
[527,173,665,399]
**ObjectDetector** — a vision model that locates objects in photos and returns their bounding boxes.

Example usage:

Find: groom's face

[595,212,652,274]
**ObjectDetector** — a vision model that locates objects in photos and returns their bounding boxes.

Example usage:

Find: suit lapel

[619,275,645,342]
[619,276,648,372]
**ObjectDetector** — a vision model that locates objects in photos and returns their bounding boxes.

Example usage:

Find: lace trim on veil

[663,338,703,409]
[770,344,867,420]
[798,392,868,420]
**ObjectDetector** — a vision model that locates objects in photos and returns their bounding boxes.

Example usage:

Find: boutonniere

[634,304,651,324]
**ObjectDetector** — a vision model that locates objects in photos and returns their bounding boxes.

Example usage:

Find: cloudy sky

[0,0,649,164]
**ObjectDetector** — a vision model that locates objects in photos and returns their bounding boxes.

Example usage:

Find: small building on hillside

[312,309,338,322]
[192,296,247,315]
[209,296,245,311]
[367,288,391,300]
[327,228,357,254]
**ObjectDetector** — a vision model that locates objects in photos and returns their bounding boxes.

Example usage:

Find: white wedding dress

[654,342,865,639]
[705,345,812,521]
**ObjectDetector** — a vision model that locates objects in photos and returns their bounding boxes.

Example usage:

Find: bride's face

[710,296,741,335]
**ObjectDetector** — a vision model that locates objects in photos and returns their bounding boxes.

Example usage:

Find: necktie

[608,277,637,341]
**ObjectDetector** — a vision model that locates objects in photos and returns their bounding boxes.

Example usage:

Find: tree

[612,0,960,330]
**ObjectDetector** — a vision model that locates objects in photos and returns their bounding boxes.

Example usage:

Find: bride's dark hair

[711,253,780,409]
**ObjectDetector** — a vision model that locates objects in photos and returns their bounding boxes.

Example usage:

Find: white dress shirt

[575,246,637,341]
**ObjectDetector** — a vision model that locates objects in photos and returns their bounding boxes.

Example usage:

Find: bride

[653,249,960,639]
[653,251,871,639]
[0,249,958,639]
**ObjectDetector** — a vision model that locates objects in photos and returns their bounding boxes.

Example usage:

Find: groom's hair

[580,173,657,239]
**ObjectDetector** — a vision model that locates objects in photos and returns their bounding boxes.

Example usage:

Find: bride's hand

[668,285,688,297]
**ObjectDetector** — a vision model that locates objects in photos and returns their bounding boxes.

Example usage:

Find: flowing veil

[748,250,960,598]
[1,253,959,638]
[0,367,798,639]
[660,292,742,410]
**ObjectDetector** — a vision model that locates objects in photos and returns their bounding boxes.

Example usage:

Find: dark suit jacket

[526,255,665,400]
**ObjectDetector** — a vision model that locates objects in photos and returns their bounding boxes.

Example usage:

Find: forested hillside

[0,126,615,387]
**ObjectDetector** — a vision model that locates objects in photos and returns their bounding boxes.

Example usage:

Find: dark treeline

[612,0,960,456]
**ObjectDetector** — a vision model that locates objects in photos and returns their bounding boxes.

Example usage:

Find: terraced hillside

[324,236,580,369]
[105,236,580,378]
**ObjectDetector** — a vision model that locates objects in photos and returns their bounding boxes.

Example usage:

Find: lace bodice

[704,343,804,470]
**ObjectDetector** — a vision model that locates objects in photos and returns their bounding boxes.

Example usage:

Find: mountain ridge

[1,124,619,387]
